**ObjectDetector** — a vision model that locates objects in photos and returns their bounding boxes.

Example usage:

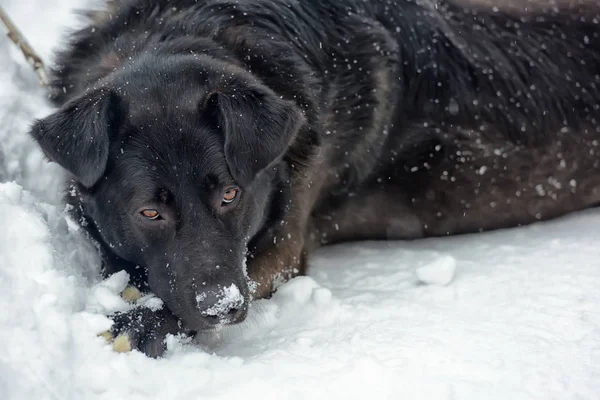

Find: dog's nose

[195,283,247,325]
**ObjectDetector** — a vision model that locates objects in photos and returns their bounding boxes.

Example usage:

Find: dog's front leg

[100,306,191,358]
[248,167,326,299]
[247,222,307,299]
[98,253,192,357]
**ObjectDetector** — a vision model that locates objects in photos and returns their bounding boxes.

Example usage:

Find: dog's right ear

[29,89,125,188]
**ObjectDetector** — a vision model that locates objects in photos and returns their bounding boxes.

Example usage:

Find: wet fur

[30,0,600,356]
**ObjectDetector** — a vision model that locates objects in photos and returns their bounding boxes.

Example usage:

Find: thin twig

[0,5,49,86]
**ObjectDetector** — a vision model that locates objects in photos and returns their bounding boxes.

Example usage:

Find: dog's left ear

[29,88,125,188]
[206,86,306,186]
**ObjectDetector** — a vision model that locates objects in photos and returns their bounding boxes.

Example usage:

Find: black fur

[30,89,125,187]
[30,0,600,356]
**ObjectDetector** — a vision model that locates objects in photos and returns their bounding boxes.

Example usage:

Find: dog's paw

[99,307,184,358]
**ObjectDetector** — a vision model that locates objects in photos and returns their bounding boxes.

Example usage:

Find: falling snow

[1,1,600,400]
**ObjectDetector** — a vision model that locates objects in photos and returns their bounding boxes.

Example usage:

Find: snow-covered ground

[1,1,599,399]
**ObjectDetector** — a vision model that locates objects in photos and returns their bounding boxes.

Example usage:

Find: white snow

[137,293,164,312]
[415,254,457,286]
[1,1,600,399]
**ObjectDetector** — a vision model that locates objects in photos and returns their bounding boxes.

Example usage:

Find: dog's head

[29,55,305,329]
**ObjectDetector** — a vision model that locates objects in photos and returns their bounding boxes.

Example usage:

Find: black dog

[29,0,600,356]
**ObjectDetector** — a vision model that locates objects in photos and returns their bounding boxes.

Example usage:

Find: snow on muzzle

[195,283,247,325]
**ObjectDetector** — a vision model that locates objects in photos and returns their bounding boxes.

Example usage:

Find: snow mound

[415,254,457,286]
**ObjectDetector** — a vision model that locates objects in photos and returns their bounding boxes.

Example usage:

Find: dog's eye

[222,187,240,205]
[141,209,161,220]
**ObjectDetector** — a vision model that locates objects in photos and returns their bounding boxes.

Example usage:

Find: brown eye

[141,209,160,220]
[222,187,239,205]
